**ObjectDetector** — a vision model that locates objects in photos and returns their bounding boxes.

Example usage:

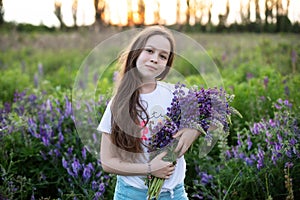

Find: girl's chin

[139,74,158,82]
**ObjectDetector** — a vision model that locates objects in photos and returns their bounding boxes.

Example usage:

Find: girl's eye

[160,55,168,60]
[145,48,153,53]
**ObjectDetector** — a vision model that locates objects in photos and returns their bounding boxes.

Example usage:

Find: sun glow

[2,0,300,28]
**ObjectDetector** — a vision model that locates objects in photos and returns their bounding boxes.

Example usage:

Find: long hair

[110,26,175,158]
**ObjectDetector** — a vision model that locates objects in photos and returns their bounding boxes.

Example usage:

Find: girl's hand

[150,151,175,179]
[173,128,201,157]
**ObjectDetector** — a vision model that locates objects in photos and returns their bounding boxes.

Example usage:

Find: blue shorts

[113,177,188,200]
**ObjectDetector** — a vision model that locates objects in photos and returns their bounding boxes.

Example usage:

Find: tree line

[0,0,299,33]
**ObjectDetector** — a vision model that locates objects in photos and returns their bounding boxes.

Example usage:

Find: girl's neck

[139,81,157,94]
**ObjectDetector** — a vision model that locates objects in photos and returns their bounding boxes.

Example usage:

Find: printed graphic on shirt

[140,105,165,142]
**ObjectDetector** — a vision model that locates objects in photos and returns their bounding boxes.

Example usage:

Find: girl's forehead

[144,35,171,53]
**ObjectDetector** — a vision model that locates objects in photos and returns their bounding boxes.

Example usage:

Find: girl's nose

[150,54,158,64]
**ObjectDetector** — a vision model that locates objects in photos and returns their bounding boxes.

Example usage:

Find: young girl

[97,26,200,199]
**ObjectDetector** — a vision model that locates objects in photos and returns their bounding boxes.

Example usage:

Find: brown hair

[110,26,175,157]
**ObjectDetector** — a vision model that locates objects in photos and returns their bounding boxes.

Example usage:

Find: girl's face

[136,35,171,82]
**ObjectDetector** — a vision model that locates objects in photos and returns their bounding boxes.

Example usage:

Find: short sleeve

[97,100,112,134]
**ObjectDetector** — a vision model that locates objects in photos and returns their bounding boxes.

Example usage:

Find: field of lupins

[0,29,299,199]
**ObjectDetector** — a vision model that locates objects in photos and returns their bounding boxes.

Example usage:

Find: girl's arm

[100,132,175,179]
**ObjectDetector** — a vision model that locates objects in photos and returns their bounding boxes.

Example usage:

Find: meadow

[0,27,299,199]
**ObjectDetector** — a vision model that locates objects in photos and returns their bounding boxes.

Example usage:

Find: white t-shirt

[97,81,186,191]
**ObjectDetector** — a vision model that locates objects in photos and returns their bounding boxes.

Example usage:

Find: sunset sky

[2,0,300,28]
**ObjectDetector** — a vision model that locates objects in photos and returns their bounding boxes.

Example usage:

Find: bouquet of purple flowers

[146,83,240,199]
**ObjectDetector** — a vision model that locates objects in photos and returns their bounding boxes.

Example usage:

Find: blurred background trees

[0,0,299,32]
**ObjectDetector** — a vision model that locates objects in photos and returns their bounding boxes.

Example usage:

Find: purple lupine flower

[231,146,238,158]
[92,181,98,191]
[256,147,264,170]
[82,147,87,160]
[285,162,294,169]
[65,97,72,117]
[62,157,68,169]
[246,72,253,80]
[28,118,37,137]
[103,174,110,180]
[54,149,61,158]
[284,86,290,96]
[225,150,231,159]
[58,131,64,145]
[83,163,94,182]
[67,147,73,156]
[251,122,264,135]
[247,135,252,150]
[237,134,242,147]
[94,192,102,200]
[289,138,297,146]
[67,168,75,177]
[200,172,213,185]
[42,135,50,147]
[265,130,272,138]
[28,94,37,107]
[150,83,233,152]
[71,158,81,177]
[239,152,245,159]
[283,99,292,108]
[263,76,269,88]
[245,156,254,166]
[96,171,102,178]
[99,182,105,192]
[277,133,283,143]
[40,151,47,160]
[274,103,282,110]
[113,71,119,82]
[13,90,26,103]
[260,96,266,101]
[269,119,276,127]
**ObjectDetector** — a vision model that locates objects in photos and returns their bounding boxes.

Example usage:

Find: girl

[98,26,200,199]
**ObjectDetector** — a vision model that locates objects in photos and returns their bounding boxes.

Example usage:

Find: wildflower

[291,49,297,64]
[71,158,81,177]
[200,172,213,185]
[92,181,98,190]
[247,135,252,150]
[82,147,87,160]
[113,71,119,82]
[285,162,294,169]
[256,147,264,170]
[245,156,254,166]
[83,163,94,182]
[62,157,68,169]
[251,122,264,135]
[264,76,269,88]
[284,86,290,97]
[246,72,253,80]
[65,97,72,117]
[147,83,235,199]
[58,132,64,145]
